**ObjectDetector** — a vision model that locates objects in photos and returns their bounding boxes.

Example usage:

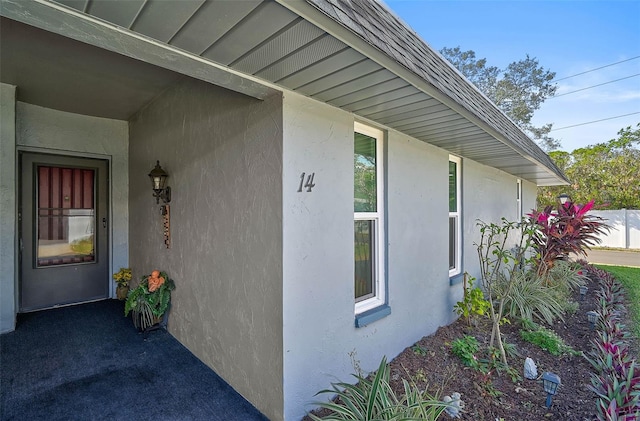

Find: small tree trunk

[488,296,497,348]
[495,298,508,366]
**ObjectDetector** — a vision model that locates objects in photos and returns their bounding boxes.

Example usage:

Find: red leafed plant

[528,200,609,276]
[581,263,640,420]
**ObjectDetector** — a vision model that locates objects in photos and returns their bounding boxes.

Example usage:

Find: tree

[441,47,559,151]
[537,124,640,209]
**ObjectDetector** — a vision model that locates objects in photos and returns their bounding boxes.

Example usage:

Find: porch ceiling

[0,0,568,186]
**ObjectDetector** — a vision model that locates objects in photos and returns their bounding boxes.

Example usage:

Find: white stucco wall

[0,83,17,333]
[281,92,536,420]
[461,160,534,282]
[128,78,284,421]
[0,99,128,332]
[282,93,453,420]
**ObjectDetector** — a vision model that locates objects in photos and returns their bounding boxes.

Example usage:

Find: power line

[550,73,640,98]
[552,56,640,82]
[550,112,640,131]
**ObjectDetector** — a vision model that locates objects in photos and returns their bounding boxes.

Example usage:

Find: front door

[20,152,109,312]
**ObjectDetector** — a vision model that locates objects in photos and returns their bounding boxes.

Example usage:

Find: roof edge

[276,0,569,186]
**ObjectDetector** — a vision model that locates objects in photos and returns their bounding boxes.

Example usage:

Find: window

[354,122,385,314]
[516,179,523,219]
[449,156,461,277]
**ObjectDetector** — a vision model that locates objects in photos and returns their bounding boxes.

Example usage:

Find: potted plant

[113,267,132,300]
[124,270,175,331]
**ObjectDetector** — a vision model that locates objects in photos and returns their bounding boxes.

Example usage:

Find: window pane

[355,220,375,301]
[449,161,457,212]
[449,216,456,270]
[354,132,377,212]
[37,166,95,266]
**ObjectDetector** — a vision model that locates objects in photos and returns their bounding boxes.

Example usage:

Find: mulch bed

[304,269,638,420]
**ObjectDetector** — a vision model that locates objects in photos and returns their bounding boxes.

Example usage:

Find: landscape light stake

[587,311,598,330]
[579,285,588,301]
[542,372,561,408]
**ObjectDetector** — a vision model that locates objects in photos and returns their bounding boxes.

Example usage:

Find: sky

[383,0,640,152]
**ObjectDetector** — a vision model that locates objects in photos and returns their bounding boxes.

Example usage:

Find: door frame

[17,147,113,311]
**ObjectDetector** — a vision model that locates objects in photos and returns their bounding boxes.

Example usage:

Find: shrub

[451,335,480,368]
[519,324,580,356]
[499,270,565,325]
[581,263,640,420]
[528,200,609,276]
[453,273,490,325]
[308,356,448,420]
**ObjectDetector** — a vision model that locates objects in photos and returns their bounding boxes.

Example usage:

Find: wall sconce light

[557,193,571,205]
[587,310,599,330]
[579,285,588,301]
[542,372,561,408]
[148,160,171,204]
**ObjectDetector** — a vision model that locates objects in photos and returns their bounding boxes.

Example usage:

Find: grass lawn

[596,264,640,339]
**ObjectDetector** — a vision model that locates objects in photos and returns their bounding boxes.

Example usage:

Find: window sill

[355,305,391,328]
[450,273,464,286]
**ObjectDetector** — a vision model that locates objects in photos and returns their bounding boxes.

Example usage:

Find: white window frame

[354,122,385,314]
[516,179,523,219]
[449,155,461,278]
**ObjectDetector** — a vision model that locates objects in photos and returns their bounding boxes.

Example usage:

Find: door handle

[102,217,107,229]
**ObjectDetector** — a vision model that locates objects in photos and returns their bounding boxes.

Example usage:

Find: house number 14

[297,172,316,192]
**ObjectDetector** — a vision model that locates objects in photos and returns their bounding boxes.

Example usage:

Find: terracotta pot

[116,285,129,300]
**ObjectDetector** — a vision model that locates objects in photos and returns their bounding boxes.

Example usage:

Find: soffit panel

[255,35,347,82]
[388,106,458,131]
[364,98,441,121]
[376,103,450,126]
[84,0,144,27]
[169,1,262,53]
[401,114,466,134]
[275,48,366,88]
[410,121,477,137]
[201,2,299,65]
[232,20,325,74]
[297,59,385,97]
[9,0,566,185]
[421,124,484,142]
[130,0,206,43]
[337,85,421,112]
[312,68,397,102]
[426,130,495,144]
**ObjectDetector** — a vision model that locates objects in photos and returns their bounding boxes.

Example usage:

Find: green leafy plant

[519,324,580,356]
[308,356,448,421]
[499,269,565,325]
[451,335,480,368]
[124,270,175,331]
[454,273,490,325]
[475,218,536,367]
[412,344,428,356]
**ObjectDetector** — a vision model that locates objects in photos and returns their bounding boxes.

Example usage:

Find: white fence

[590,209,640,250]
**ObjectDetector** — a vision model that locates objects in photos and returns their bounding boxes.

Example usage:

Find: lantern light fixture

[148,160,171,204]
[542,371,561,408]
[557,193,571,205]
